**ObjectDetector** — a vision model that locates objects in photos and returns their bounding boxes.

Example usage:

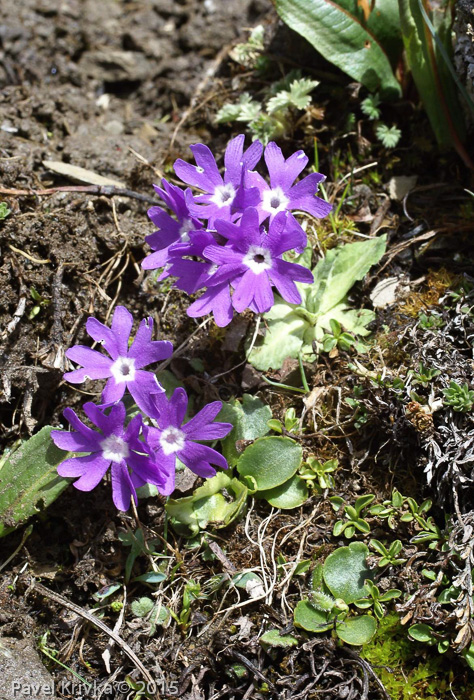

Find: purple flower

[51,402,165,511]
[64,306,173,416]
[246,141,332,225]
[143,388,232,495]
[173,134,263,225]
[142,180,203,271]
[200,208,314,316]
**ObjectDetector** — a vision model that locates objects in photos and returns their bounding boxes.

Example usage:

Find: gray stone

[0,637,58,700]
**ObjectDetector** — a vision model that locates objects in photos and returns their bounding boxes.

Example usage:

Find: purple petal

[180,442,228,475]
[62,407,99,441]
[265,142,307,191]
[253,273,274,313]
[101,377,126,405]
[187,284,234,327]
[60,454,110,491]
[128,370,165,416]
[111,461,137,511]
[128,318,173,369]
[64,347,112,382]
[110,306,134,357]
[83,401,126,435]
[86,318,120,359]
[242,139,263,170]
[224,134,245,186]
[51,430,98,454]
[164,387,188,428]
[57,453,101,478]
[151,452,176,496]
[183,401,232,441]
[231,269,259,313]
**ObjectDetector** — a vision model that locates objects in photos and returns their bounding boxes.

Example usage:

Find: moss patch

[361,615,474,700]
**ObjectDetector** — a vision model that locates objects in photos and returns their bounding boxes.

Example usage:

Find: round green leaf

[323,542,373,604]
[336,615,377,645]
[408,623,436,644]
[236,436,302,491]
[258,474,309,509]
[294,600,332,633]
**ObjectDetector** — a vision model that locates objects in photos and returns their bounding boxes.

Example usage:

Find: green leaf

[408,623,436,644]
[260,629,299,648]
[248,237,386,371]
[247,301,307,371]
[258,474,309,509]
[0,427,71,538]
[398,0,467,149]
[219,395,272,466]
[294,600,333,633]
[165,472,248,537]
[375,123,401,148]
[131,597,155,618]
[336,615,377,645]
[323,542,373,604]
[131,572,166,585]
[274,0,401,98]
[236,436,302,491]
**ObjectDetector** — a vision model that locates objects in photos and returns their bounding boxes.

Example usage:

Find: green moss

[361,614,474,700]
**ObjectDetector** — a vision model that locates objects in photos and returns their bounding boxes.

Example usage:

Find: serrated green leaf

[131,597,154,618]
[258,474,309,509]
[274,0,401,98]
[0,426,71,538]
[236,436,302,491]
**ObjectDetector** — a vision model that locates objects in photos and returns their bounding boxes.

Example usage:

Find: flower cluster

[52,306,232,511]
[142,135,332,326]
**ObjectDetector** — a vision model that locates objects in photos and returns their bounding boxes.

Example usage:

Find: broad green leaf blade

[0,427,70,538]
[247,302,306,371]
[336,0,402,66]
[236,436,302,491]
[294,600,333,633]
[218,395,272,466]
[258,474,309,509]
[274,0,401,98]
[323,542,373,604]
[307,236,387,316]
[399,0,467,150]
[336,615,377,645]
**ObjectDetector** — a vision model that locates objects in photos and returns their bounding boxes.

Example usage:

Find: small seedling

[0,202,11,220]
[443,381,474,412]
[354,579,401,620]
[299,457,339,490]
[369,539,406,567]
[333,494,375,538]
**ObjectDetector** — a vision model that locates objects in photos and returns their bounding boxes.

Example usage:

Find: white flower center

[243,245,272,275]
[159,426,186,455]
[110,357,136,384]
[210,183,236,208]
[261,186,289,216]
[179,219,193,242]
[100,434,130,463]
